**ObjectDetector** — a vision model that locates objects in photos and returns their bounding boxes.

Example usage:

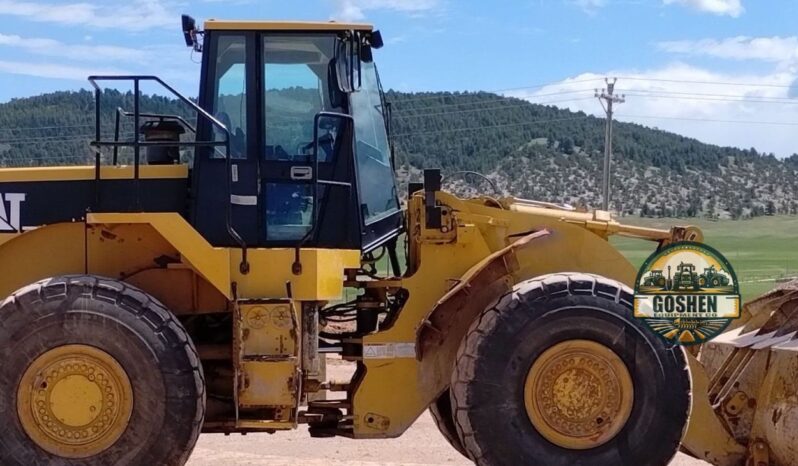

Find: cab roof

[203,20,374,32]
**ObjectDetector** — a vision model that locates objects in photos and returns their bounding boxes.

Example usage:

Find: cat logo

[634,241,741,345]
[0,193,26,232]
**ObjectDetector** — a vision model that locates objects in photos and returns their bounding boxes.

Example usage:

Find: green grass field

[612,216,798,301]
[374,216,795,303]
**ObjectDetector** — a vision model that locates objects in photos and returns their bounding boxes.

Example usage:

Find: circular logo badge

[633,241,741,346]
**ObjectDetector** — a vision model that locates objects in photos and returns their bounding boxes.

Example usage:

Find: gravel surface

[188,358,709,466]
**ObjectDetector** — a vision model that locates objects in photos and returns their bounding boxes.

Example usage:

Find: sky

[0,0,797,156]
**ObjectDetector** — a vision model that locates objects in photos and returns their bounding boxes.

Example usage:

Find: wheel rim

[17,344,134,458]
[524,339,634,450]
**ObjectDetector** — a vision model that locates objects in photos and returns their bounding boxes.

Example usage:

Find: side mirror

[181,14,202,52]
[334,36,361,93]
[361,30,383,63]
[370,30,384,49]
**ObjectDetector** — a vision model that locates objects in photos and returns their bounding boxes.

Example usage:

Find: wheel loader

[0,14,795,466]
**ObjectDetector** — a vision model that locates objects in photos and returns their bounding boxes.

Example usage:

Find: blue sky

[0,0,797,155]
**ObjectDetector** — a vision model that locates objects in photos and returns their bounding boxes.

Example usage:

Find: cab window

[351,61,399,223]
[211,35,248,159]
[263,35,341,161]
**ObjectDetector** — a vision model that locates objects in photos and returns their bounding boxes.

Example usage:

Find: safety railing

[87,75,249,273]
[112,107,198,165]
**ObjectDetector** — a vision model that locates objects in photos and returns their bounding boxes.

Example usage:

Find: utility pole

[595,78,625,211]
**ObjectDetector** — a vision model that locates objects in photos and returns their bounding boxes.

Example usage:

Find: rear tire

[0,276,204,466]
[451,273,690,466]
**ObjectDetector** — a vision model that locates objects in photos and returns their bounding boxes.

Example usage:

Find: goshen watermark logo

[0,193,26,232]
[633,241,740,346]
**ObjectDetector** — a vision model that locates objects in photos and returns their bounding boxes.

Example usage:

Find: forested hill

[388,91,798,219]
[1,89,797,219]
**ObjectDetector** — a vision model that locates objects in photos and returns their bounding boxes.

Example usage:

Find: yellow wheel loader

[0,14,790,466]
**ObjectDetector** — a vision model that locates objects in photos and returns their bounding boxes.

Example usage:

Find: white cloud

[0,0,175,31]
[0,33,149,62]
[507,63,798,157]
[663,0,744,17]
[330,0,441,21]
[571,0,606,14]
[659,36,798,64]
[0,31,196,88]
[0,60,128,80]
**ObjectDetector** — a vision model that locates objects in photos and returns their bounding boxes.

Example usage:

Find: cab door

[258,33,360,248]
[192,31,260,247]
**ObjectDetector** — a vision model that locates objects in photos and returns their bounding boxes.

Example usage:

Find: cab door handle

[290,166,313,180]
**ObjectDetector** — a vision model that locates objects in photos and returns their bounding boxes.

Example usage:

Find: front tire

[0,276,205,466]
[429,389,468,458]
[450,273,690,466]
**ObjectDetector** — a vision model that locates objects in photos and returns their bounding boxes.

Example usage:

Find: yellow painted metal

[239,303,298,357]
[204,19,373,31]
[0,164,187,182]
[235,301,301,427]
[230,248,361,301]
[87,213,232,299]
[0,232,17,246]
[523,340,634,450]
[88,213,359,301]
[352,192,645,438]
[17,345,133,459]
[0,222,85,301]
[238,360,300,409]
[0,213,357,312]
[125,267,228,315]
[505,197,702,244]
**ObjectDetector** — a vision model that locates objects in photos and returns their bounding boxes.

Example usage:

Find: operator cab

[188,18,401,252]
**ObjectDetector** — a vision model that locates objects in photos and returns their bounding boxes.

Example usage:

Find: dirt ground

[187,358,707,466]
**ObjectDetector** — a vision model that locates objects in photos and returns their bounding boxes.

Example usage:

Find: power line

[393,96,596,120]
[392,88,596,113]
[595,78,624,211]
[616,114,798,127]
[391,75,795,108]
[618,89,798,101]
[0,132,136,145]
[0,123,95,133]
[623,92,798,106]
[617,76,795,89]
[388,78,605,105]
[0,135,93,144]
[392,115,592,138]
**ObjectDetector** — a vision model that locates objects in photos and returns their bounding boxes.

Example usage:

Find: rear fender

[0,215,231,311]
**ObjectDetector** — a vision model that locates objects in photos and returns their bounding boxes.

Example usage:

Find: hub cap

[524,340,634,450]
[17,344,133,458]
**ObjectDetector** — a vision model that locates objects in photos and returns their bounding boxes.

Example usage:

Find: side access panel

[233,300,301,430]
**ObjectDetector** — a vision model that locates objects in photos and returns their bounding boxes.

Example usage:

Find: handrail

[87,75,249,274]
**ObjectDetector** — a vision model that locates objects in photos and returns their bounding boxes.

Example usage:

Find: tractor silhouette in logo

[643,262,731,291]
[668,262,701,291]
[643,269,667,288]
[699,265,730,288]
